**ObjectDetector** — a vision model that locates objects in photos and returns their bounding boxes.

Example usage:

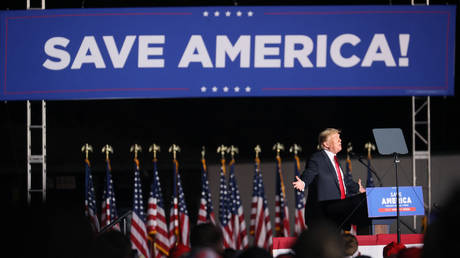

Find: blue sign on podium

[366,186,425,218]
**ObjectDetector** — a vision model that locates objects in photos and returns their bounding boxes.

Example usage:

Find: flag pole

[169,144,181,245]
[346,142,353,166]
[82,143,93,170]
[273,142,286,197]
[290,143,306,235]
[81,143,93,161]
[364,142,376,187]
[217,144,228,175]
[101,144,115,230]
[201,146,206,161]
[254,145,261,171]
[289,143,302,171]
[227,145,239,161]
[82,143,98,232]
[365,142,376,160]
[149,144,160,161]
[273,142,288,236]
[148,144,160,254]
[130,144,142,168]
[102,144,113,161]
[346,142,353,179]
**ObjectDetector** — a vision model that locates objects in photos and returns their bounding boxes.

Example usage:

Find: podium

[318,192,371,233]
[318,186,424,235]
[366,186,425,235]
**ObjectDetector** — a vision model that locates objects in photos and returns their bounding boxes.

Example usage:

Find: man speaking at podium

[293,128,368,231]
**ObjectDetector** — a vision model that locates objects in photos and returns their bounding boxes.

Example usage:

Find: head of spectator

[383,242,406,258]
[343,233,360,257]
[238,246,272,258]
[190,223,223,254]
[185,222,224,258]
[291,220,344,258]
[397,247,422,258]
[223,248,238,258]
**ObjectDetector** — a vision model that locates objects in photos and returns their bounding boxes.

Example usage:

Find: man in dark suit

[293,128,366,230]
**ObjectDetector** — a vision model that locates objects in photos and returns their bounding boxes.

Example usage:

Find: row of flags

[84,144,375,257]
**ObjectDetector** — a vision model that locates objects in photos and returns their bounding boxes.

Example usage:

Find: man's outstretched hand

[293,176,305,191]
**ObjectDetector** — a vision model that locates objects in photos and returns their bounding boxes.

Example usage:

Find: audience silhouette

[291,220,344,258]
[185,222,224,258]
[423,185,460,257]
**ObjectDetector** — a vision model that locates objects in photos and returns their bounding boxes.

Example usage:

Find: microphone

[350,152,383,187]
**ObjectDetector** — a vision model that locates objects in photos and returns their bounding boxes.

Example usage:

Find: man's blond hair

[318,128,341,150]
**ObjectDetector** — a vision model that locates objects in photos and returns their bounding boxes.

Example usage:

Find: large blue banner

[366,186,425,218]
[0,5,455,100]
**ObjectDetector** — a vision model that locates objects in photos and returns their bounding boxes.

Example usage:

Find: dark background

[0,0,459,226]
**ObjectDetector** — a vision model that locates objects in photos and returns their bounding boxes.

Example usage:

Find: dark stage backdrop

[1,96,460,228]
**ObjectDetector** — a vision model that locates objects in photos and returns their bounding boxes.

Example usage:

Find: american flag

[250,157,273,250]
[219,158,234,249]
[293,155,306,236]
[147,158,169,257]
[344,155,354,182]
[366,156,375,188]
[100,158,120,230]
[84,159,100,233]
[345,156,357,235]
[197,158,216,225]
[168,160,190,249]
[130,159,150,258]
[228,159,249,250]
[274,156,290,237]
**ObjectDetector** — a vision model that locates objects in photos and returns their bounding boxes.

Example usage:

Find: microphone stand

[394,152,401,243]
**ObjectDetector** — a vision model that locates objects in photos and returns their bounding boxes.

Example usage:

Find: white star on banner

[248,11,254,17]
[201,86,207,92]
[225,11,231,17]
[212,86,218,92]
[234,86,240,92]
[245,86,251,92]
[236,11,242,17]
[203,11,209,17]
[223,86,229,92]
[214,11,220,17]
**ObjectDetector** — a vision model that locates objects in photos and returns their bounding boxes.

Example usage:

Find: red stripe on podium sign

[378,207,416,212]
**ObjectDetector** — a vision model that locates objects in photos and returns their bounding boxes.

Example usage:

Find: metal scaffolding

[411,96,431,229]
[26,100,47,205]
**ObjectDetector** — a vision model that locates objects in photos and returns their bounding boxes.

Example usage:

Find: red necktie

[334,155,346,199]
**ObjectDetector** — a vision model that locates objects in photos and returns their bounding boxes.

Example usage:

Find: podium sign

[366,186,424,218]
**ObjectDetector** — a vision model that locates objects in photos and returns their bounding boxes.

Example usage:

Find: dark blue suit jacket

[300,150,360,226]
